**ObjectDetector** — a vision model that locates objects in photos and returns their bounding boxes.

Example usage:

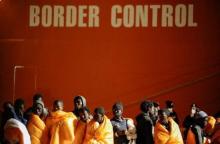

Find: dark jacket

[183,115,195,140]
[136,113,154,144]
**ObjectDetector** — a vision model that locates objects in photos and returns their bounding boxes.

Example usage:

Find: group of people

[0,93,219,144]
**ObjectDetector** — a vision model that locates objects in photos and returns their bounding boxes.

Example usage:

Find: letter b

[29,5,40,27]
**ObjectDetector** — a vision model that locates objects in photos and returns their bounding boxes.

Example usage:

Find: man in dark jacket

[166,100,179,124]
[183,103,198,141]
[136,101,154,144]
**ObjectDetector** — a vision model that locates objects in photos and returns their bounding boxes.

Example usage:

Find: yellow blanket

[27,114,46,144]
[204,116,216,136]
[154,118,183,144]
[43,111,77,144]
[83,115,113,144]
[74,120,88,144]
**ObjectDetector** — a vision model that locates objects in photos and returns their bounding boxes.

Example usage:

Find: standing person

[14,98,27,125]
[27,100,46,144]
[151,101,160,126]
[0,102,18,144]
[74,107,92,144]
[43,100,77,144]
[4,118,31,144]
[183,103,198,141]
[186,111,209,144]
[24,93,48,121]
[136,101,154,144]
[111,102,136,144]
[212,111,220,144]
[204,116,216,137]
[166,100,180,124]
[154,109,183,144]
[83,107,113,144]
[73,95,87,117]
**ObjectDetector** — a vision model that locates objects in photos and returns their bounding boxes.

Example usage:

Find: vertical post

[13,66,24,103]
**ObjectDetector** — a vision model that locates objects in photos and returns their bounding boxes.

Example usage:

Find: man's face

[159,111,168,125]
[191,106,196,115]
[113,108,122,118]
[34,104,43,116]
[79,110,89,122]
[154,106,160,116]
[94,113,104,123]
[149,106,155,115]
[75,99,83,109]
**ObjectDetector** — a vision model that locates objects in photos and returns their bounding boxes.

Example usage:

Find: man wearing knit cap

[111,102,136,144]
[83,107,113,144]
[136,101,154,144]
[186,110,209,144]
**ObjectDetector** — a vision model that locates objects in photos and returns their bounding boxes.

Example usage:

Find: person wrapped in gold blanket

[74,107,93,144]
[83,107,113,144]
[43,100,77,144]
[154,109,183,144]
[27,100,46,144]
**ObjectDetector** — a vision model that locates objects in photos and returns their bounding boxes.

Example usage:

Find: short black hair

[78,107,90,114]
[14,98,25,110]
[153,101,160,107]
[33,93,43,101]
[112,102,123,111]
[158,109,170,116]
[166,100,174,108]
[94,107,105,115]
[53,99,63,106]
[190,103,197,108]
[140,101,153,113]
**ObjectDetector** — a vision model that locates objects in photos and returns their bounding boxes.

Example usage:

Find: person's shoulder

[125,118,134,123]
[125,118,135,127]
[136,113,145,120]
[191,124,202,134]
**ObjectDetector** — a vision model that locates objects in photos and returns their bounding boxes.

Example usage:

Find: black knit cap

[158,109,170,116]
[112,102,123,111]
[94,107,105,115]
[78,106,90,114]
[166,100,174,108]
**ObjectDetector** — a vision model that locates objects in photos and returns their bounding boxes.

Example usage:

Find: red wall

[0,0,220,122]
